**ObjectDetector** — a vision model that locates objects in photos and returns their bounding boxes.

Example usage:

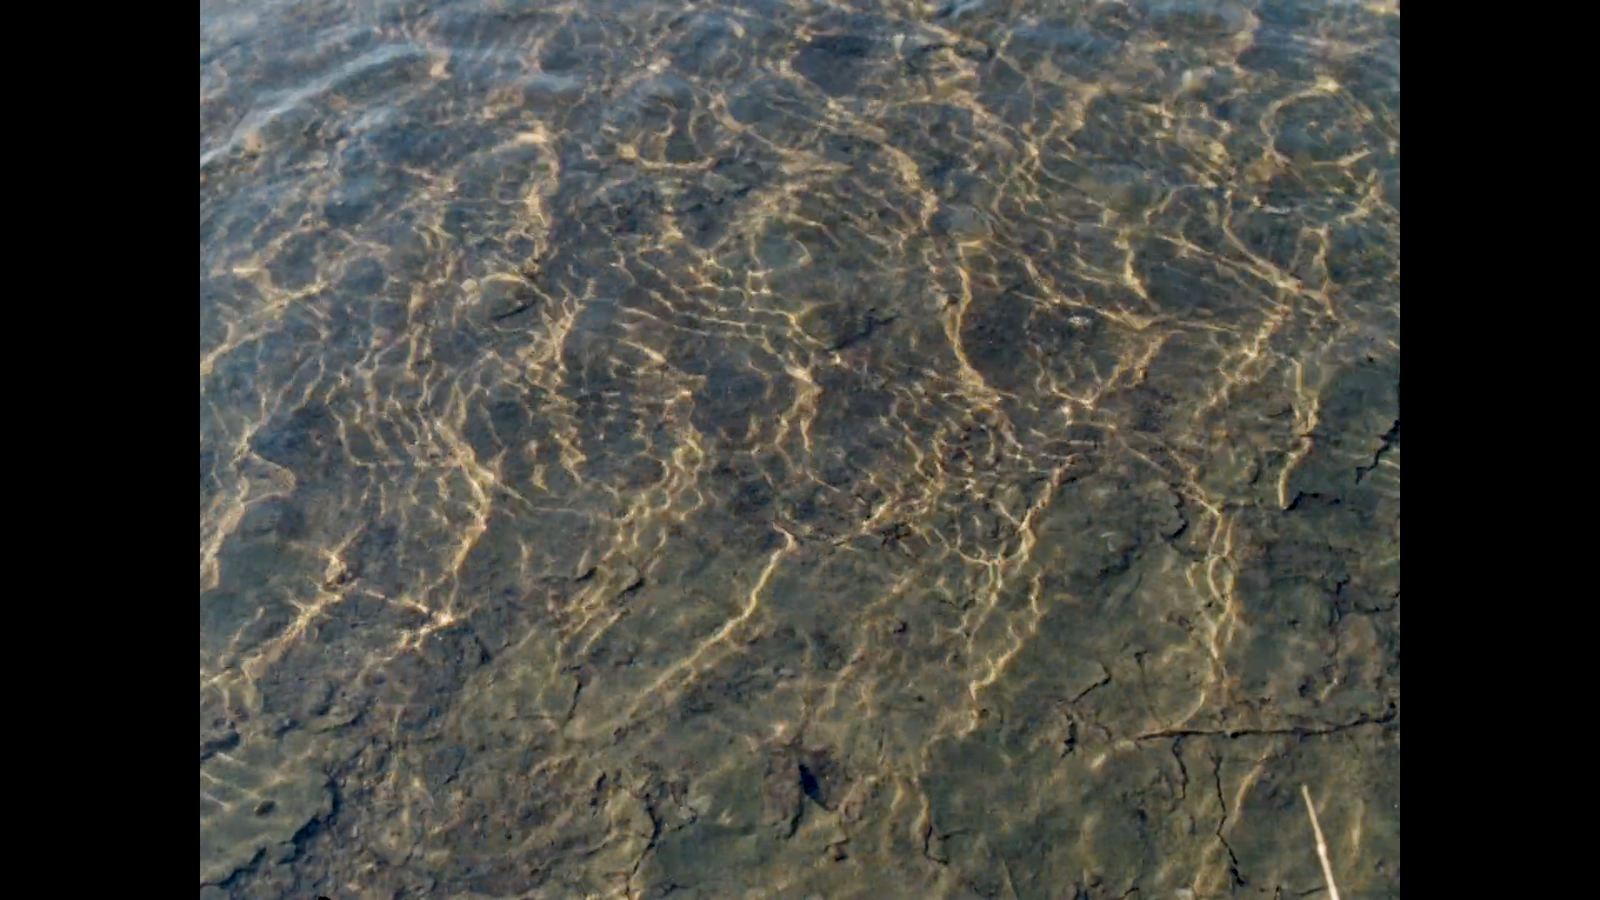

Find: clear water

[200,1,1399,896]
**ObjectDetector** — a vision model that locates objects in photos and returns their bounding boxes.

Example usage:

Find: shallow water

[199,1,1399,897]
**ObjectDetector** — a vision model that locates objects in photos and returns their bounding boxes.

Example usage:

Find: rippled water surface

[200,0,1399,896]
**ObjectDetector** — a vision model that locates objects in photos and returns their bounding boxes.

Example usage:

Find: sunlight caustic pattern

[201,0,1399,896]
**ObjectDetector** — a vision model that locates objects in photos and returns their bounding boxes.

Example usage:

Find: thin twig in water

[1301,784,1341,900]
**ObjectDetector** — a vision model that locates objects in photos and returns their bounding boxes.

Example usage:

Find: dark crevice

[1284,491,1340,512]
[1170,737,1189,800]
[1212,756,1246,887]
[1356,418,1400,483]
[1070,669,1112,704]
[798,763,824,807]
[1134,702,1397,742]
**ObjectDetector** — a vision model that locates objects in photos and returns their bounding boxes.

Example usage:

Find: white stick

[1301,784,1342,900]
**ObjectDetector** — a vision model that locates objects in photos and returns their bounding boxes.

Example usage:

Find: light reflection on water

[200,0,1399,896]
